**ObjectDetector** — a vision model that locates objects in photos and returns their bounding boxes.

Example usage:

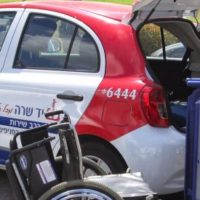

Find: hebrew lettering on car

[0,90,64,164]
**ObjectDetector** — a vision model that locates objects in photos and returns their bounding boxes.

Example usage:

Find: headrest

[26,17,57,37]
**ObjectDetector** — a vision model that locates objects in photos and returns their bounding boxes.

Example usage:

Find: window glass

[139,23,162,57]
[67,28,99,72]
[139,23,186,60]
[14,14,99,72]
[163,29,186,59]
[0,12,15,50]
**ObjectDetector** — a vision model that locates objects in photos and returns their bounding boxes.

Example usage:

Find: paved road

[0,171,14,200]
[0,169,184,200]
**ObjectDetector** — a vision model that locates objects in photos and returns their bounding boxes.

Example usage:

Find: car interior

[138,18,200,131]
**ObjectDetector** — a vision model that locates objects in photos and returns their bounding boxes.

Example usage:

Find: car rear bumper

[111,125,185,195]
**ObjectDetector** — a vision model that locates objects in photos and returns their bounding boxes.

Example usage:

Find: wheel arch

[79,134,128,170]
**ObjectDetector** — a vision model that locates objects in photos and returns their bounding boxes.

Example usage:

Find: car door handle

[56,93,83,101]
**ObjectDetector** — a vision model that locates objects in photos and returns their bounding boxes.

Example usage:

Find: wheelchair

[6,110,156,200]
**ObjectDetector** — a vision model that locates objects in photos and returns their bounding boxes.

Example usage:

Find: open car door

[133,0,200,12]
[131,0,200,28]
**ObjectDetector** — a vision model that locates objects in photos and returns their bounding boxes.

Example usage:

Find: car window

[0,12,16,50]
[139,24,163,57]
[139,23,186,60]
[14,14,99,72]
[67,28,99,72]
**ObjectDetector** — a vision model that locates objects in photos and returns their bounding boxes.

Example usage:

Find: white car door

[0,9,24,166]
[0,9,105,166]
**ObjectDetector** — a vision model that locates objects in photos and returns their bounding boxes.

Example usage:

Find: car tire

[81,141,127,174]
[82,157,107,176]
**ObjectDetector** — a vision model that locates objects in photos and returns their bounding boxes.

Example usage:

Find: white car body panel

[111,125,185,194]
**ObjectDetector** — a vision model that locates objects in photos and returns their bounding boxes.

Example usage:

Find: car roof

[0,1,132,22]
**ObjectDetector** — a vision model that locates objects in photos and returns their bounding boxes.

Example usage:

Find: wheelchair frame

[6,110,156,200]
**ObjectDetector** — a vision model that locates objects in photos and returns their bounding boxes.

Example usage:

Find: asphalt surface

[0,171,15,200]
[0,169,184,200]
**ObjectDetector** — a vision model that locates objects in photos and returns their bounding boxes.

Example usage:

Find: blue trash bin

[185,78,200,200]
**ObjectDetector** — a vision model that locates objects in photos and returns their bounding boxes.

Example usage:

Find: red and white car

[0,0,199,195]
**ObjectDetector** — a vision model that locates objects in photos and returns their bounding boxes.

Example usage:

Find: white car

[151,42,186,59]
[0,0,199,196]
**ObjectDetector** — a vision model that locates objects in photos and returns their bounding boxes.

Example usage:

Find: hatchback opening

[137,18,200,132]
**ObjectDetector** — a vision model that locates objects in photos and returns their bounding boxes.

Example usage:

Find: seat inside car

[67,32,98,72]
[16,17,57,68]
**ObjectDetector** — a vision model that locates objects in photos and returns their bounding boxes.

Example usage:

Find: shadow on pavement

[0,170,15,200]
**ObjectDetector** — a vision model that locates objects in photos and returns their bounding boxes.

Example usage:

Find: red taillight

[141,86,169,127]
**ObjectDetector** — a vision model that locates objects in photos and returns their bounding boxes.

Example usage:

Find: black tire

[81,141,127,174]
[38,180,123,200]
[55,156,107,177]
[82,157,107,176]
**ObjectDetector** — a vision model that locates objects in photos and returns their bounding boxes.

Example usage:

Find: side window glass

[0,12,15,50]
[139,23,163,57]
[139,23,186,60]
[15,15,63,68]
[14,14,99,73]
[163,29,186,59]
[67,28,99,72]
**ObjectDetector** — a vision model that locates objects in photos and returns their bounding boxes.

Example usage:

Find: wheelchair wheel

[82,157,107,176]
[39,180,123,200]
[55,156,107,177]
